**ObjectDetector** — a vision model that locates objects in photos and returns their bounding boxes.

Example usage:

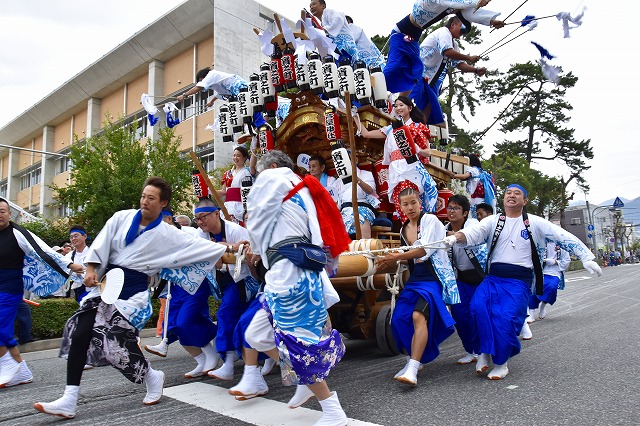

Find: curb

[18,328,158,353]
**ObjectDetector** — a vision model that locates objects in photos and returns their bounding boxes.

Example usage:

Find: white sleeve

[459,6,500,26]
[196,69,222,91]
[536,217,595,263]
[415,214,446,260]
[322,9,348,38]
[459,215,495,247]
[84,212,123,267]
[558,249,571,272]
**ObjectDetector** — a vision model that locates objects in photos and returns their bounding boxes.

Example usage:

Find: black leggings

[66,308,97,386]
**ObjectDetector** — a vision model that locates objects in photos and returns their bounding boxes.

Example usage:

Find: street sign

[587,224,595,231]
[588,233,593,239]
[613,197,625,208]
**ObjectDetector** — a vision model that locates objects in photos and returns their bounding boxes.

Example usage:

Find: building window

[19,167,42,190]
[0,181,6,198]
[124,114,148,140]
[571,217,581,225]
[178,96,194,122]
[57,155,72,174]
[195,144,216,173]
[60,203,71,217]
[196,89,215,116]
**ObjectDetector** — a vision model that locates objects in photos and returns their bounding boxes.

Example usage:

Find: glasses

[195,212,214,223]
[447,206,462,211]
[69,233,84,239]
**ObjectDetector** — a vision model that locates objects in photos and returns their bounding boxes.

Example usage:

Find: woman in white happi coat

[358,96,437,221]
[0,198,83,388]
[245,151,351,426]
[34,177,226,420]
[218,146,256,224]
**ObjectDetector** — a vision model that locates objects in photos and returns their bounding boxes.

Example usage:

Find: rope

[340,239,449,256]
[385,262,407,322]
[233,243,245,282]
[490,0,529,33]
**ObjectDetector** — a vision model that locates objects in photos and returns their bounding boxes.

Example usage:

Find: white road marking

[506,385,519,390]
[164,382,382,426]
[564,276,592,282]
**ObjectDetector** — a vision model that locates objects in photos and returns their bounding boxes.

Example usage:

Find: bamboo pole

[344,91,361,239]
[189,151,231,220]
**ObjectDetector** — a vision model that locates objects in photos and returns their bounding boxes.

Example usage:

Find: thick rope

[233,243,245,282]
[385,262,408,322]
[340,239,449,256]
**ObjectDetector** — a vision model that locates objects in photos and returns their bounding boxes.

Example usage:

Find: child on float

[376,187,459,385]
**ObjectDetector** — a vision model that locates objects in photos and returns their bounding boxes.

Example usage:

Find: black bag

[267,238,327,272]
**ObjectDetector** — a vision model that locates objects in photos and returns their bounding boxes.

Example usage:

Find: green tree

[478,62,593,224]
[370,34,389,55]
[53,118,193,236]
[20,218,70,247]
[486,154,564,218]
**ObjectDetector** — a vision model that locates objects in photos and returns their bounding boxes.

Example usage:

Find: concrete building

[551,203,636,252]
[0,0,283,219]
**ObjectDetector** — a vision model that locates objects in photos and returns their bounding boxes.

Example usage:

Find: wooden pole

[344,91,361,240]
[189,151,231,220]
[273,13,284,35]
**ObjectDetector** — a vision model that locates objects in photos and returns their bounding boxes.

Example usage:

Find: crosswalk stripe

[564,276,592,282]
[164,382,382,426]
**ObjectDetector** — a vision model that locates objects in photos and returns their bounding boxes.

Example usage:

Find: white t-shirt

[450,218,479,271]
[334,168,378,207]
[419,26,461,81]
[489,217,533,269]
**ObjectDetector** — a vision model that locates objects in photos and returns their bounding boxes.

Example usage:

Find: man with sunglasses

[445,194,488,366]
[193,199,260,383]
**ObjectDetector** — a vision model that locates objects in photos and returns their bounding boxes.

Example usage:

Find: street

[3,264,639,425]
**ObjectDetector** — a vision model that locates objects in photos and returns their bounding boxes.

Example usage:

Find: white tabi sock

[34,385,79,418]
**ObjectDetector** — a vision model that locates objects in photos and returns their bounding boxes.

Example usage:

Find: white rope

[340,239,449,256]
[385,262,407,322]
[233,244,245,282]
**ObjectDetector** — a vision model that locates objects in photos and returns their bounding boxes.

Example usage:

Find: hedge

[23,297,220,340]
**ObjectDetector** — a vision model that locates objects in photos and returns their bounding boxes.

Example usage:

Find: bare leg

[0,346,23,363]
[307,381,332,401]
[182,345,202,357]
[242,347,259,366]
[361,221,372,239]
[410,311,428,361]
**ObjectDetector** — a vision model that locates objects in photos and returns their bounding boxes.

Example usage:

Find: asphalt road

[3,264,639,425]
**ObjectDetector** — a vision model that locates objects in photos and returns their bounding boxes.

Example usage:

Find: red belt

[226,187,241,202]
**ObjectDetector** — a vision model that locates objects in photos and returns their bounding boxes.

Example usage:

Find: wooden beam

[344,91,361,240]
[189,151,230,220]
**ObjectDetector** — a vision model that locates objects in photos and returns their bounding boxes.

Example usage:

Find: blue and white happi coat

[411,1,500,29]
[12,226,71,297]
[247,168,344,385]
[321,8,359,63]
[407,213,460,304]
[460,213,595,273]
[85,209,226,330]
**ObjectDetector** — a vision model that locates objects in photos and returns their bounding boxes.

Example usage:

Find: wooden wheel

[375,304,399,356]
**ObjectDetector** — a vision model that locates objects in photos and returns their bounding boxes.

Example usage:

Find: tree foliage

[478,61,593,194]
[52,119,193,236]
[20,218,70,247]
[485,154,564,218]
